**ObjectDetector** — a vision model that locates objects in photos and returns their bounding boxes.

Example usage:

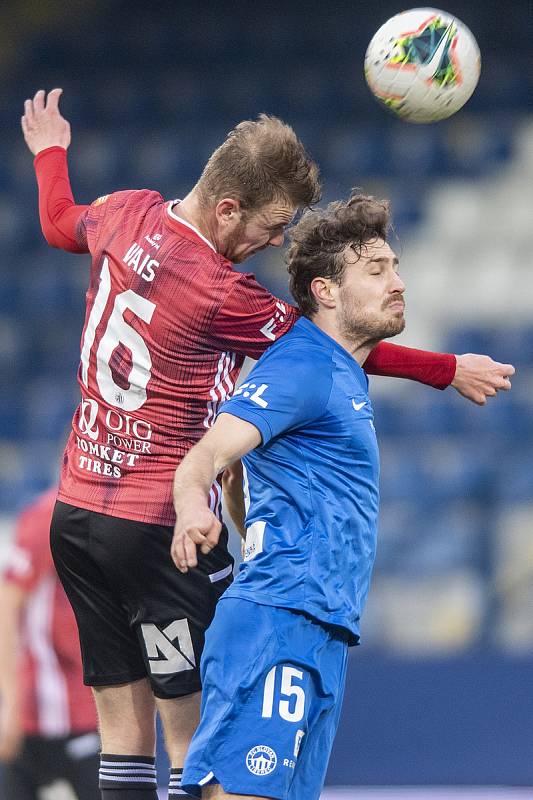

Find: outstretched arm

[364,341,514,405]
[363,341,455,389]
[172,414,261,571]
[22,88,89,252]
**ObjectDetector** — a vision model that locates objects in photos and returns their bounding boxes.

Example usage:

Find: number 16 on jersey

[80,256,156,412]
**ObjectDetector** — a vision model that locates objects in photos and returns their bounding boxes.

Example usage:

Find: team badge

[246,745,277,776]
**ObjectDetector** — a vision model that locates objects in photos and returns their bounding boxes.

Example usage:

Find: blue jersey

[219,316,380,644]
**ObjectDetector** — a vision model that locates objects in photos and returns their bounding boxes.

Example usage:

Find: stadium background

[0,0,532,796]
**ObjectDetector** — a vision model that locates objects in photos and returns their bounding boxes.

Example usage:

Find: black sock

[169,767,193,797]
[99,753,158,798]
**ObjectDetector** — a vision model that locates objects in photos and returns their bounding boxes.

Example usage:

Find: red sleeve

[363,341,456,390]
[3,491,56,591]
[33,146,90,253]
[209,273,300,359]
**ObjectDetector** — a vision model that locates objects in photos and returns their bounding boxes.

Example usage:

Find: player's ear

[215,198,243,227]
[311,277,336,310]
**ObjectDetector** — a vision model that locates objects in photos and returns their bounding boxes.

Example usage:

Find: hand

[21,88,71,156]
[451,353,515,405]
[0,701,23,763]
[171,504,222,573]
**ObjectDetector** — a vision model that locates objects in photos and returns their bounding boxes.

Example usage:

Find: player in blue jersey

[169,194,479,799]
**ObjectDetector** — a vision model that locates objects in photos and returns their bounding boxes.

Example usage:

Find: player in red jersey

[0,487,100,799]
[21,89,513,800]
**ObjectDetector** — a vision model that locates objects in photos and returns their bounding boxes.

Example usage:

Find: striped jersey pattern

[56,190,297,525]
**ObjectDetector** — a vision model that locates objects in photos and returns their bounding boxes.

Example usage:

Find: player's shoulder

[261,317,336,366]
[88,189,163,222]
[225,269,295,306]
[252,320,336,393]
[107,189,164,213]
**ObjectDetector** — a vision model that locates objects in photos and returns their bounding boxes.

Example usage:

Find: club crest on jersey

[78,398,99,440]
[246,745,277,776]
[144,233,163,250]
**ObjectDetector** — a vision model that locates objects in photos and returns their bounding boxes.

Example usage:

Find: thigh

[289,644,348,800]
[51,501,146,687]
[88,514,233,699]
[182,599,347,800]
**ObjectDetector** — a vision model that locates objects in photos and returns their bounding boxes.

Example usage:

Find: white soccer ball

[364,8,481,123]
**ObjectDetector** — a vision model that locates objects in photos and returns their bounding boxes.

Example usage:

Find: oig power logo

[246,745,277,776]
[78,399,99,440]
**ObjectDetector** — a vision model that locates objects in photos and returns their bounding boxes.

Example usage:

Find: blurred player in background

[0,487,100,800]
[171,194,512,800]
[21,88,513,800]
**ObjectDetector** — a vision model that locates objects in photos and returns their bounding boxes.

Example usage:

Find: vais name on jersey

[123,241,160,282]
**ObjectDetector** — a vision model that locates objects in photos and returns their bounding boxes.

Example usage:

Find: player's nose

[391,272,405,293]
[268,232,285,247]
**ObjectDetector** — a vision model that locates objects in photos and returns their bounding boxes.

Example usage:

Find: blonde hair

[196,114,321,213]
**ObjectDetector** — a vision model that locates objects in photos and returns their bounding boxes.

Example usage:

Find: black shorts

[2,731,100,800]
[50,501,233,699]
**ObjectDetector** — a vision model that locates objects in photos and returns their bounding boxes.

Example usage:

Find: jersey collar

[165,201,217,252]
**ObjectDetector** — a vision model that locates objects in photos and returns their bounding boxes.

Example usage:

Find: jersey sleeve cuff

[34,145,68,168]
[217,406,273,445]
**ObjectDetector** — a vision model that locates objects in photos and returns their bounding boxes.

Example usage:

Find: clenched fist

[452,353,515,405]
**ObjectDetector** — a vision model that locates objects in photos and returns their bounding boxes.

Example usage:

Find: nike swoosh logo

[352,400,367,411]
[419,21,454,81]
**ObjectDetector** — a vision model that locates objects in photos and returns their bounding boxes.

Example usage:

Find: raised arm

[21,89,89,252]
[172,414,261,572]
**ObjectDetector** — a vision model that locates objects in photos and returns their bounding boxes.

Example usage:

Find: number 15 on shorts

[262,665,306,723]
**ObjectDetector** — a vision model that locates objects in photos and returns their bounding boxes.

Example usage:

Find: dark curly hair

[286,192,391,317]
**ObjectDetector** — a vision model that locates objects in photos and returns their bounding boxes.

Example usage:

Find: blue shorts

[182,597,349,800]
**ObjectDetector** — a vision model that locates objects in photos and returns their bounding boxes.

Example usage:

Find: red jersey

[34,147,455,526]
[58,190,298,525]
[3,488,98,736]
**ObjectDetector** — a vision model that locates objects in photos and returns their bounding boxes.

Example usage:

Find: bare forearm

[174,415,261,516]
[173,441,220,516]
[171,414,261,571]
[222,461,246,538]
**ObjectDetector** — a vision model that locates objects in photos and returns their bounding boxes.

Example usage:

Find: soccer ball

[364,8,481,123]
